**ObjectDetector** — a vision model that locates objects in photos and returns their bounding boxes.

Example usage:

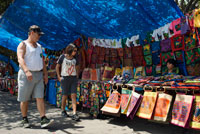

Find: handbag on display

[145,66,153,76]
[101,91,121,116]
[121,88,132,114]
[171,34,185,51]
[137,91,158,119]
[190,96,200,129]
[102,66,114,81]
[153,93,172,122]
[171,94,194,128]
[160,39,172,52]
[126,91,143,120]
[82,68,91,80]
[122,66,134,80]
[134,66,145,79]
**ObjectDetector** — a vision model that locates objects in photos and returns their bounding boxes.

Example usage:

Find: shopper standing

[17,25,54,128]
[56,43,80,121]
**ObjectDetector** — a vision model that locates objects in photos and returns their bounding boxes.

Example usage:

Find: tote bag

[153,93,172,122]
[121,88,132,114]
[171,94,194,128]
[137,91,158,119]
[190,96,200,129]
[127,91,143,120]
[101,91,121,114]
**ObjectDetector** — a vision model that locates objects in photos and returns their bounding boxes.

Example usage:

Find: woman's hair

[167,59,176,67]
[65,43,77,56]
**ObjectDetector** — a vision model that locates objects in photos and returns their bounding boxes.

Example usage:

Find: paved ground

[0,91,200,134]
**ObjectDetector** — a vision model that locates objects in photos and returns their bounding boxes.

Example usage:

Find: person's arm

[43,56,48,84]
[56,63,61,82]
[17,42,32,81]
[76,65,80,79]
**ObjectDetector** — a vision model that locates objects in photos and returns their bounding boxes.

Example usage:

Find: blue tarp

[0,0,183,51]
[0,54,19,72]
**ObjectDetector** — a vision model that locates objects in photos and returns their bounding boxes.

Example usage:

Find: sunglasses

[73,50,77,52]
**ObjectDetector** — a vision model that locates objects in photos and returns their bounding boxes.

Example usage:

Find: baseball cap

[29,25,44,35]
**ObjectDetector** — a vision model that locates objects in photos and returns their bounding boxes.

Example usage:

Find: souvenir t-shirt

[152,28,163,41]
[180,16,190,35]
[161,23,172,40]
[170,18,181,35]
[130,35,140,46]
[126,37,132,47]
[57,54,77,76]
[194,9,200,27]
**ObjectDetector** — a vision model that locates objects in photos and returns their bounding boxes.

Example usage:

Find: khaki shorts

[17,69,44,102]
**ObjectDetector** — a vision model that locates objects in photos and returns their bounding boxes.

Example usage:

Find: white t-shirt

[23,41,43,71]
[57,55,77,76]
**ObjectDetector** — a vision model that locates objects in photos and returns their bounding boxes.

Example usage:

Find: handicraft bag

[171,34,185,51]
[184,33,197,50]
[171,94,194,128]
[134,66,145,79]
[136,91,158,119]
[190,96,200,129]
[132,46,146,67]
[126,91,143,120]
[143,44,151,56]
[122,66,134,79]
[102,66,114,81]
[121,88,133,114]
[160,39,172,52]
[123,46,133,66]
[161,52,174,65]
[144,55,152,66]
[81,68,91,80]
[145,66,153,76]
[101,91,121,116]
[153,93,172,122]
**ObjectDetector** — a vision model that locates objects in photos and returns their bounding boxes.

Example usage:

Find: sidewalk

[0,91,199,134]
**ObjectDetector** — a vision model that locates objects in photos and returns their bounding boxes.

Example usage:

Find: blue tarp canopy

[0,54,19,72]
[0,0,183,51]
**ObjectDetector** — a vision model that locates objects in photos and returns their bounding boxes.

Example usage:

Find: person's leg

[20,101,28,117]
[61,95,68,111]
[36,98,45,117]
[17,69,34,128]
[60,77,70,117]
[70,77,79,121]
[33,72,54,128]
[71,93,77,114]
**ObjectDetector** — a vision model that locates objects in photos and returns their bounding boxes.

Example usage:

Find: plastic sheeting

[0,0,183,50]
[0,54,19,72]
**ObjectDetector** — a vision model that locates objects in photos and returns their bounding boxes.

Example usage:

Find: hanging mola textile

[0,0,183,50]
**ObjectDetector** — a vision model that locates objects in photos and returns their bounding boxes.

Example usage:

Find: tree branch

[186,0,198,13]
[175,0,179,5]
[185,0,195,13]
[181,0,184,10]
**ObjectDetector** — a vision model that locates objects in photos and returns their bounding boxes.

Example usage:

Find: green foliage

[0,0,14,15]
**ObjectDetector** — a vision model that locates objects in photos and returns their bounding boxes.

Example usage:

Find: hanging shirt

[194,9,200,27]
[152,28,162,41]
[161,23,172,40]
[169,18,181,35]
[130,35,140,46]
[180,16,190,35]
[57,54,77,76]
